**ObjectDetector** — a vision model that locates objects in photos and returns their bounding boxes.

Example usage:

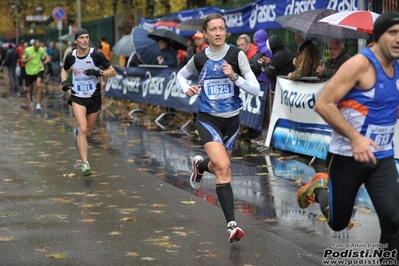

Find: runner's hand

[84,69,101,77]
[351,135,378,164]
[61,80,71,92]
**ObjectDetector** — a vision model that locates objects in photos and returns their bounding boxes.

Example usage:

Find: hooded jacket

[250,29,272,82]
[263,35,295,81]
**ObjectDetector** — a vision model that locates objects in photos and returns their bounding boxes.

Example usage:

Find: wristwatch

[232,73,239,82]
[99,70,104,76]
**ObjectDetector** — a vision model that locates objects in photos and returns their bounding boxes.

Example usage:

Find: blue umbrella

[131,27,161,65]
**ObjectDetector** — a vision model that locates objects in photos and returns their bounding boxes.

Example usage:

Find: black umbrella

[148,29,188,51]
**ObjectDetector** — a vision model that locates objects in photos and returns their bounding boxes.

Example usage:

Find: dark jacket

[263,35,295,81]
[51,47,60,62]
[160,47,177,67]
[317,50,351,79]
[4,48,18,68]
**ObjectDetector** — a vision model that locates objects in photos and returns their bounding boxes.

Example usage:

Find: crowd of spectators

[0,29,353,144]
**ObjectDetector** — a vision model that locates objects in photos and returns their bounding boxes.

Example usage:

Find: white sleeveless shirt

[71,48,100,98]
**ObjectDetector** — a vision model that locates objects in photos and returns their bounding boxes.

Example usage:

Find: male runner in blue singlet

[297,11,399,265]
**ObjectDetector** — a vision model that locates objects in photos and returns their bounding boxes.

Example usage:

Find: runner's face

[75,34,90,50]
[204,18,226,50]
[378,24,399,60]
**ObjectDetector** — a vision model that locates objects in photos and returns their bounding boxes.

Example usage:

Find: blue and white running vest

[194,47,242,114]
[329,48,399,159]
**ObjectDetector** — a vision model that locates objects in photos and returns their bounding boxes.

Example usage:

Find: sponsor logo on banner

[284,0,316,15]
[327,0,357,11]
[249,3,277,29]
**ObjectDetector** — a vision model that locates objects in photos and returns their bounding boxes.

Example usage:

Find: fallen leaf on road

[109,231,121,235]
[256,173,269,176]
[127,157,135,163]
[126,252,139,257]
[63,173,76,177]
[294,178,303,185]
[0,236,13,241]
[52,198,73,203]
[347,221,361,230]
[360,209,371,214]
[278,156,296,161]
[66,192,85,195]
[151,204,166,207]
[80,219,95,223]
[142,257,155,261]
[45,253,67,259]
[180,200,195,205]
[150,210,164,214]
[122,217,136,221]
[173,231,187,236]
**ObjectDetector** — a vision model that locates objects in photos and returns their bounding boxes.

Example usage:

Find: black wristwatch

[232,73,239,82]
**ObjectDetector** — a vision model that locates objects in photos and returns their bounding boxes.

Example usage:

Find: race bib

[76,82,95,92]
[365,124,395,151]
[203,78,234,100]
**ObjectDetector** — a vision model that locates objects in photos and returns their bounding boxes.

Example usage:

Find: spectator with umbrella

[315,38,351,79]
[287,34,320,80]
[148,29,188,67]
[156,38,178,67]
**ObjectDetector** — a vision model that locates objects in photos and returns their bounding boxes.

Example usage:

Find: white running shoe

[82,161,92,176]
[190,155,204,190]
[36,103,41,110]
[227,221,244,243]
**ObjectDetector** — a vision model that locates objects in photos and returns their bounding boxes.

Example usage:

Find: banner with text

[105,66,267,131]
[265,77,331,159]
[265,77,399,160]
[140,0,366,36]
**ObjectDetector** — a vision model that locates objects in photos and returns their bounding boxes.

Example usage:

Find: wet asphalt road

[0,80,381,266]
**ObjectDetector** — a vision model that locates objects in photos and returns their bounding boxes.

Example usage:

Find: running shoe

[190,155,204,190]
[297,173,329,209]
[36,103,41,110]
[227,221,244,243]
[82,161,92,176]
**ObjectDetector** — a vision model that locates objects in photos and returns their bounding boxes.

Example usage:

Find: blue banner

[140,0,366,36]
[105,66,266,131]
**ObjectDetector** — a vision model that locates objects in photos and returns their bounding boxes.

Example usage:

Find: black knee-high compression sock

[216,183,235,223]
[315,187,329,217]
[198,158,210,173]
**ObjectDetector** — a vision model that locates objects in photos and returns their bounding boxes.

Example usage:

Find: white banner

[265,76,399,160]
